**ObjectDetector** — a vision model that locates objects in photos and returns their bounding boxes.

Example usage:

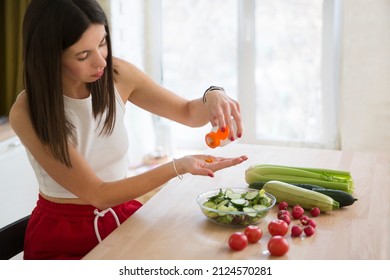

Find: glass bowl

[196,188,276,227]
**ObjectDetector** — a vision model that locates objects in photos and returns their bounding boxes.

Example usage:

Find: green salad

[200,188,274,226]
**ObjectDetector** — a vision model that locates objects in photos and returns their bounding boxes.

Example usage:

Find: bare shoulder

[112,56,132,70]
[113,57,146,81]
[9,91,30,136]
[112,57,150,100]
[113,57,134,100]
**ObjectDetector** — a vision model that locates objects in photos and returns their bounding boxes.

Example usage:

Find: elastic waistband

[36,194,101,218]
[36,195,122,244]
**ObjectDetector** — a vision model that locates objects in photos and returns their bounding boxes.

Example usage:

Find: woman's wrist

[172,158,184,180]
[202,86,225,104]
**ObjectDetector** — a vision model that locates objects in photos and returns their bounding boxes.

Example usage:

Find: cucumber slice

[227,193,242,200]
[243,207,257,217]
[253,204,267,211]
[227,206,238,212]
[203,201,216,208]
[245,191,258,200]
[224,189,234,196]
[230,198,247,206]
[216,199,229,207]
[217,205,230,216]
[203,210,219,218]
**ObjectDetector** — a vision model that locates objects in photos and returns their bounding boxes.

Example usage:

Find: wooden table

[83,144,390,260]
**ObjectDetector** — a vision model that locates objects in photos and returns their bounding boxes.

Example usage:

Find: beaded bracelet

[172,158,183,180]
[202,86,225,104]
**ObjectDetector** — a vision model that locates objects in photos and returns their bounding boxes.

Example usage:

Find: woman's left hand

[203,88,243,141]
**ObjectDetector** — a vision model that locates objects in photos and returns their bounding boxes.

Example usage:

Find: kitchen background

[1,0,389,228]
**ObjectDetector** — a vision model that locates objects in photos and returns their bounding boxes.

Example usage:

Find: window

[110,0,340,157]
[161,0,238,150]
[255,0,323,145]
[110,0,158,167]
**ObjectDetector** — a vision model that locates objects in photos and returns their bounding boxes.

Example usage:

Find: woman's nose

[94,52,107,69]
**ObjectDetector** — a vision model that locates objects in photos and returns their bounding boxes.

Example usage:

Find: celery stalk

[245,164,354,194]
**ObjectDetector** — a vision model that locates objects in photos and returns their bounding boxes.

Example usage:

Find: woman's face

[61,24,108,90]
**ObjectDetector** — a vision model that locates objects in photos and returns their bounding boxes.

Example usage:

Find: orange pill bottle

[205,122,237,148]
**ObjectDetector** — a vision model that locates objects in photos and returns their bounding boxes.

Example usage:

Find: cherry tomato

[244,225,263,243]
[267,236,289,256]
[228,232,248,251]
[268,219,289,236]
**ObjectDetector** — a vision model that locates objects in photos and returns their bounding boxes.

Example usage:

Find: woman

[9,0,247,260]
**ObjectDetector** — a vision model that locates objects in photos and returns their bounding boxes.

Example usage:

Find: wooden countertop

[83,144,390,260]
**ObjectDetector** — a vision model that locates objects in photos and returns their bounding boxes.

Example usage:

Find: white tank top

[26,88,129,198]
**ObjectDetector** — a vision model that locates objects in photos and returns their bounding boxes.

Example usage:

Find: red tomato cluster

[228,225,263,251]
[228,223,289,257]
[227,202,321,257]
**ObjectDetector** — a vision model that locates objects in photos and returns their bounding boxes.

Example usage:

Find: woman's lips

[93,70,104,78]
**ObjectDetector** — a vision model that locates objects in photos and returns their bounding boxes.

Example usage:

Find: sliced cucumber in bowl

[197,188,276,227]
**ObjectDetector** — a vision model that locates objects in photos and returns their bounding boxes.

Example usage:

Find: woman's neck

[62,84,90,99]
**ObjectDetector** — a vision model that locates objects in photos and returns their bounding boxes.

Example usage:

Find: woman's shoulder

[9,91,30,135]
[113,57,144,78]
[112,56,127,69]
[113,57,156,86]
[9,91,28,118]
[112,57,148,100]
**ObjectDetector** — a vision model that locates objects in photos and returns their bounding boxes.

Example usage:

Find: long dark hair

[22,0,116,167]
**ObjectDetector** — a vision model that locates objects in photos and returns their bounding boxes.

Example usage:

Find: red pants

[24,195,142,260]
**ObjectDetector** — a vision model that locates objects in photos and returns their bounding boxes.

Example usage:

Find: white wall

[340,0,390,152]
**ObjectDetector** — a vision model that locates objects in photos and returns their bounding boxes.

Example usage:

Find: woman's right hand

[175,154,248,178]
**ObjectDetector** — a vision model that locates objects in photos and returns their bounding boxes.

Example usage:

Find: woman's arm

[9,92,247,210]
[113,57,243,139]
